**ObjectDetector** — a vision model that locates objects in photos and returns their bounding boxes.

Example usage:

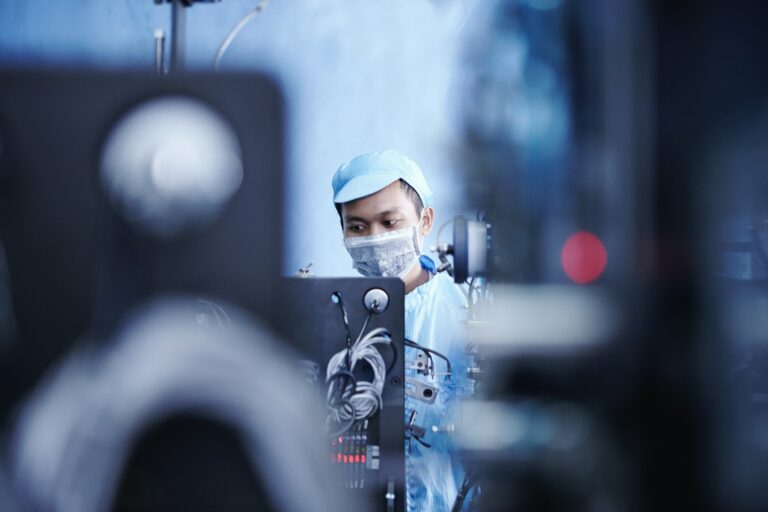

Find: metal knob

[363,288,389,314]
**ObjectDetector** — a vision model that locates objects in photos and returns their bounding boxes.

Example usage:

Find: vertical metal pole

[154,29,166,75]
[170,0,186,72]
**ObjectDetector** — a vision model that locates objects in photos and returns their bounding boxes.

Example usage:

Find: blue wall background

[0,0,478,276]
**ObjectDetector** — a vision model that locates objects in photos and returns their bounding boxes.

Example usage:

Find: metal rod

[170,0,186,72]
[154,29,166,75]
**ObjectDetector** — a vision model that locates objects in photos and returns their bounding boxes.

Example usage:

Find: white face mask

[344,221,423,278]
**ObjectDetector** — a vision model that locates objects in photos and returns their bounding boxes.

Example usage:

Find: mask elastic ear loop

[415,216,425,254]
[396,252,422,280]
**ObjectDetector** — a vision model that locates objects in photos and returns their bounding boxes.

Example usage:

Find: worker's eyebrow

[342,215,369,224]
[375,208,406,218]
[343,208,405,224]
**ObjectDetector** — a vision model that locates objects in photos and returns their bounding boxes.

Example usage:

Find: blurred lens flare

[561,231,608,284]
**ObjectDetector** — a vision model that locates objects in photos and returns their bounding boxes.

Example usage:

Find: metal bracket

[405,378,438,404]
[408,352,431,376]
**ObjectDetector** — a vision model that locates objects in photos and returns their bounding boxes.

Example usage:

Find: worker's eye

[382,219,400,228]
[348,224,366,233]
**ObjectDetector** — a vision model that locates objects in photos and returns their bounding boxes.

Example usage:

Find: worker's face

[340,181,434,239]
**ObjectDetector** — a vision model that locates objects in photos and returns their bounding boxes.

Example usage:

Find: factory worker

[332,150,471,511]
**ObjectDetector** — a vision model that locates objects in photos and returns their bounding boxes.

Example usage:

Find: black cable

[405,410,432,450]
[326,370,356,406]
[451,470,478,512]
[425,350,435,378]
[331,292,353,371]
[405,338,452,380]
[406,338,449,378]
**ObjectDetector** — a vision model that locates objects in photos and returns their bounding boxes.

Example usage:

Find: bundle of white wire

[326,327,391,424]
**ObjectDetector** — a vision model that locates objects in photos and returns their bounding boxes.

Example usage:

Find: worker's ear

[420,206,435,236]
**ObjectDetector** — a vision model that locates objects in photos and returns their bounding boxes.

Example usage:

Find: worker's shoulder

[415,272,467,313]
[433,271,467,303]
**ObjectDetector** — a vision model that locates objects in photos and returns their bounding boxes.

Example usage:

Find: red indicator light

[361,455,366,464]
[343,455,348,464]
[337,454,342,463]
[355,454,360,463]
[561,231,607,284]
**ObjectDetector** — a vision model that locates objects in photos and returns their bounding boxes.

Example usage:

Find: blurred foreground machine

[453,1,768,511]
[0,71,359,511]
[0,71,284,412]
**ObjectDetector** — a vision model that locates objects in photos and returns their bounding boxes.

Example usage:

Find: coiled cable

[326,326,391,425]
